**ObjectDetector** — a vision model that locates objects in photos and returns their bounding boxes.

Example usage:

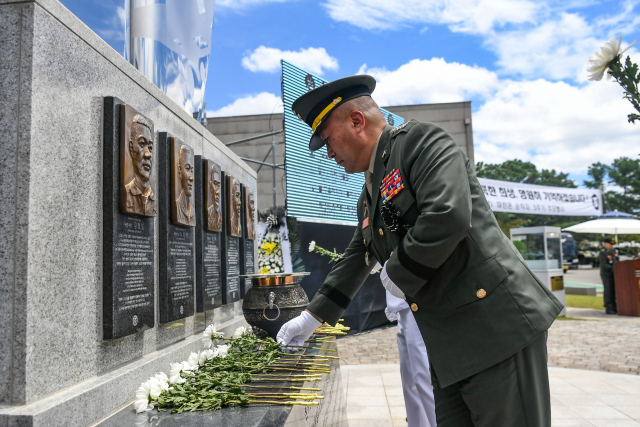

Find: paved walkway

[337,308,640,374]
[337,303,640,425]
[340,364,640,426]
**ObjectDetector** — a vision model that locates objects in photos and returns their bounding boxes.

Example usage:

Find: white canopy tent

[563,218,640,242]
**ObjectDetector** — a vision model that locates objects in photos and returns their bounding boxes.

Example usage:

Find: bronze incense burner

[240,272,310,339]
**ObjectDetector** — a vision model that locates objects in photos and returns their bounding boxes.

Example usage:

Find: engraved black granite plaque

[102,97,155,340]
[195,156,223,312]
[221,171,241,304]
[240,184,255,298]
[159,132,195,323]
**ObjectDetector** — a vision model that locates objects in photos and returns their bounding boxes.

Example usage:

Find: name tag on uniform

[362,218,370,229]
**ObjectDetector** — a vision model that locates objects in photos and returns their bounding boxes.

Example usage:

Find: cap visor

[309,133,326,152]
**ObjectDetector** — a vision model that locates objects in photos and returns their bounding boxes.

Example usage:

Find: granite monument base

[98,340,347,427]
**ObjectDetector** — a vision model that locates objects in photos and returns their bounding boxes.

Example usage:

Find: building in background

[205,101,474,210]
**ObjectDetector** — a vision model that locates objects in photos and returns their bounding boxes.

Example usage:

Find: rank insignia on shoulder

[380,169,404,203]
[390,122,409,136]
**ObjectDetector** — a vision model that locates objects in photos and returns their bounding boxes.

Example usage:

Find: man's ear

[129,139,133,154]
[350,110,365,132]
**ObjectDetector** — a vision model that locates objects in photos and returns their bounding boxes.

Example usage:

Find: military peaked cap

[292,75,376,151]
[603,237,616,244]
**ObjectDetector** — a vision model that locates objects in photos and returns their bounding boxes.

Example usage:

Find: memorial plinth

[98,340,347,427]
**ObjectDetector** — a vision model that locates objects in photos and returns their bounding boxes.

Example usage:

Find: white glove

[380,261,405,299]
[276,311,322,348]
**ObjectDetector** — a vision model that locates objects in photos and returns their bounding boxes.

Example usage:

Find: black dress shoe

[606,309,618,315]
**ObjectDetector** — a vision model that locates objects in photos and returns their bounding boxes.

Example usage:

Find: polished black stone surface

[158,132,195,323]
[99,342,347,426]
[103,97,154,340]
[242,239,255,297]
[220,171,241,305]
[195,156,223,312]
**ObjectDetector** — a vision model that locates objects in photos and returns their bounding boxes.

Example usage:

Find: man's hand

[380,261,405,299]
[276,311,322,348]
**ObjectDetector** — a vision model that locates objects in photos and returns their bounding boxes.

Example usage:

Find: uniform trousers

[601,273,617,311]
[431,331,551,427]
[386,290,436,427]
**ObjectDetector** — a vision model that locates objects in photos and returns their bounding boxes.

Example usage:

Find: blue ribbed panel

[281,60,404,223]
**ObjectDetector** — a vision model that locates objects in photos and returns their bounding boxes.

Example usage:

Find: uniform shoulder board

[390,121,410,137]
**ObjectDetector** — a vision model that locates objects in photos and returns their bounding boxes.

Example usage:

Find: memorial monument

[0,1,256,423]
[221,173,242,304]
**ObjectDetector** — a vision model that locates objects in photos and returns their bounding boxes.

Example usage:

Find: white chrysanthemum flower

[133,380,156,413]
[146,376,169,400]
[217,344,230,358]
[233,326,247,338]
[201,348,217,361]
[187,351,201,367]
[202,324,224,349]
[588,34,638,81]
[308,241,316,252]
[168,362,187,384]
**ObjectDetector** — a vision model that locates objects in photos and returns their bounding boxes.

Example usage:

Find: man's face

[179,150,194,197]
[130,124,153,181]
[604,242,613,250]
[211,171,221,207]
[249,193,255,221]
[319,113,369,174]
[233,182,241,215]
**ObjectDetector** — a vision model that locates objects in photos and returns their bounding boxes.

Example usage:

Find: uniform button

[363,239,366,244]
[379,228,384,236]
[410,303,418,312]
[476,289,487,299]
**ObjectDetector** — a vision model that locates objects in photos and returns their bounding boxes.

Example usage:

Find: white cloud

[360,58,500,106]
[473,78,637,174]
[96,6,126,41]
[216,0,292,9]
[207,92,283,117]
[363,57,638,175]
[322,0,539,34]
[242,46,339,75]
[485,7,640,81]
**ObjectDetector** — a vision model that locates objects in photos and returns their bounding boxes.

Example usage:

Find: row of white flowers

[133,324,250,413]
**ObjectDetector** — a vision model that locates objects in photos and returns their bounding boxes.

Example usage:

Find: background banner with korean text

[478,178,602,217]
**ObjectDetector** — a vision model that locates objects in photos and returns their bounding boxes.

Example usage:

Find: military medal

[365,252,370,266]
[380,169,404,203]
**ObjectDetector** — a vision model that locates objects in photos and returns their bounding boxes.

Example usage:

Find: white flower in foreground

[308,241,316,252]
[233,326,247,338]
[133,380,155,413]
[201,348,217,362]
[202,324,224,349]
[588,34,638,81]
[187,351,201,367]
[147,376,168,399]
[217,344,230,358]
[154,372,169,385]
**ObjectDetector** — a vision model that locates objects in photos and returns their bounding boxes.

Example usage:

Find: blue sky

[61,0,640,187]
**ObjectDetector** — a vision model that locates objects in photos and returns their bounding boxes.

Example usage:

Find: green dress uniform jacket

[307,120,564,388]
[598,249,618,276]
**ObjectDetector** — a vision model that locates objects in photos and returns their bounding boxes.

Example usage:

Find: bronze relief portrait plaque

[244,186,255,240]
[119,105,156,217]
[226,174,242,237]
[204,160,222,232]
[170,137,195,227]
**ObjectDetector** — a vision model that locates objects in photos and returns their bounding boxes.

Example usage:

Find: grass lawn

[565,294,604,310]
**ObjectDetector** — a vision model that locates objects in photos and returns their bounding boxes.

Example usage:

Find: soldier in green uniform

[277,75,564,426]
[599,237,618,314]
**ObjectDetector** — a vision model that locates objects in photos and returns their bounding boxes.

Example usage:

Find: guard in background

[384,288,436,427]
[599,237,619,314]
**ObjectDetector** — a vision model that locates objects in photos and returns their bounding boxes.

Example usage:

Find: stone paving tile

[337,307,640,376]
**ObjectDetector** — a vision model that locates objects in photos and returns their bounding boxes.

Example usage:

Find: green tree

[606,157,640,213]
[583,162,609,189]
